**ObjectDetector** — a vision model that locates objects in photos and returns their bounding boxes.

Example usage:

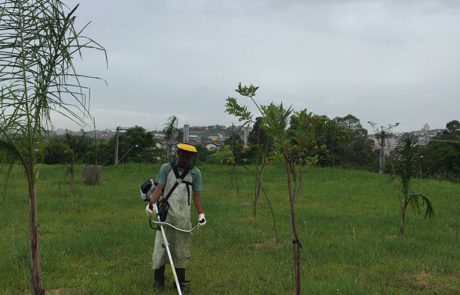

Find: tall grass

[1,164,459,294]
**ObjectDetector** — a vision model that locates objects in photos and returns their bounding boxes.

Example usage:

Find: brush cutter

[149,203,200,295]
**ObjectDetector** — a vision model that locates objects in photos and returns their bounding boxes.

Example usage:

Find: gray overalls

[152,168,193,269]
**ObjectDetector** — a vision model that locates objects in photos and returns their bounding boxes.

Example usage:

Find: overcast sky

[54,0,460,133]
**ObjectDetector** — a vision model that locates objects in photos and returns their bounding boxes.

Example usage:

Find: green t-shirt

[156,163,203,192]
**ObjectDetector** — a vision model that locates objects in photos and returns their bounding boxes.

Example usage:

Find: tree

[248,117,273,217]
[333,115,376,170]
[102,126,157,164]
[394,133,434,236]
[64,131,75,188]
[418,120,460,180]
[445,120,460,136]
[322,117,347,166]
[163,115,179,161]
[224,132,244,163]
[210,145,235,165]
[226,83,317,295]
[0,1,105,294]
[195,144,213,164]
[248,117,268,146]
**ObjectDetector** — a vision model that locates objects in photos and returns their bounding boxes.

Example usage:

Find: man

[145,143,206,292]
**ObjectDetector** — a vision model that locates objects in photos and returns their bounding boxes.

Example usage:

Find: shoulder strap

[171,162,191,180]
[168,163,193,205]
[163,163,192,203]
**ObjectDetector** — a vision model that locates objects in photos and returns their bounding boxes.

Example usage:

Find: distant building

[189,135,200,142]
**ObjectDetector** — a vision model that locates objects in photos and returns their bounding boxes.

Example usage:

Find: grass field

[0,163,459,294]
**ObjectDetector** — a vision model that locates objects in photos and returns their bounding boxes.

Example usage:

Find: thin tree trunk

[70,151,75,189]
[379,132,385,174]
[254,141,269,217]
[28,171,44,295]
[253,128,261,217]
[283,152,301,295]
[260,184,279,242]
[231,164,234,188]
[254,156,266,217]
[399,200,408,236]
[235,165,240,196]
[331,144,335,167]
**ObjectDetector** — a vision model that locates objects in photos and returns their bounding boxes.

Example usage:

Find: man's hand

[145,203,157,216]
[198,213,206,227]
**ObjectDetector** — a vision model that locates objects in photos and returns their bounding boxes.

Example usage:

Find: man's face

[177,150,194,169]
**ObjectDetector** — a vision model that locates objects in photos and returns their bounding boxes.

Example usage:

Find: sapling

[393,133,434,236]
[65,131,75,189]
[163,115,179,161]
[210,145,239,194]
[252,117,272,218]
[226,83,317,295]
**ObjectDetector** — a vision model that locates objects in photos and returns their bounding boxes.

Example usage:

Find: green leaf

[225,96,253,124]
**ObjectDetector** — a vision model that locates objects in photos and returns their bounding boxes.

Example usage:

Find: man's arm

[193,191,204,214]
[146,183,163,215]
[150,183,163,204]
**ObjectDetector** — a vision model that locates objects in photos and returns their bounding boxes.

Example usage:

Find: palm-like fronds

[395,133,434,235]
[0,0,106,147]
[164,115,178,141]
[260,103,293,148]
[0,2,105,293]
[396,133,418,195]
[408,192,434,218]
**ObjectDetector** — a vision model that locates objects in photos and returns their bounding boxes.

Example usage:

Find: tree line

[40,118,460,182]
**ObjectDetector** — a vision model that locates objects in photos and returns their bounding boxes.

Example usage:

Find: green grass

[1,164,459,294]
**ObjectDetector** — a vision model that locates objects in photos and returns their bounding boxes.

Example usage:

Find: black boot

[173,268,189,293]
[153,266,165,291]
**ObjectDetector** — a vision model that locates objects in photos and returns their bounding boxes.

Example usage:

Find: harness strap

[171,163,193,205]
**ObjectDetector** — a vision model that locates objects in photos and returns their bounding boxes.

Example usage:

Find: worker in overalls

[145,143,206,292]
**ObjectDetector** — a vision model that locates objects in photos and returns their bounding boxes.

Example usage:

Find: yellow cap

[177,143,197,153]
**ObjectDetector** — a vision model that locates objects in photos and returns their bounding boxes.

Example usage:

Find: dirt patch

[405,271,459,294]
[253,239,281,250]
[18,288,90,295]
[413,272,432,289]
[47,288,92,295]
[254,242,267,250]
[245,217,256,224]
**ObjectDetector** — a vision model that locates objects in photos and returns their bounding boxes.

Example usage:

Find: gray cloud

[51,0,460,133]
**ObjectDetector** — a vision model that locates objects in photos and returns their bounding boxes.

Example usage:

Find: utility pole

[93,117,97,165]
[368,121,399,174]
[115,127,120,165]
[378,130,386,174]
[114,126,129,165]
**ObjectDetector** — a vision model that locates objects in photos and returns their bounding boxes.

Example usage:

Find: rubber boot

[173,268,189,293]
[153,266,165,291]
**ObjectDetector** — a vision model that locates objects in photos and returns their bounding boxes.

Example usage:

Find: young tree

[0,1,105,294]
[65,131,75,188]
[163,115,179,161]
[323,118,347,166]
[226,83,316,295]
[247,117,275,217]
[211,145,235,165]
[394,133,434,236]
